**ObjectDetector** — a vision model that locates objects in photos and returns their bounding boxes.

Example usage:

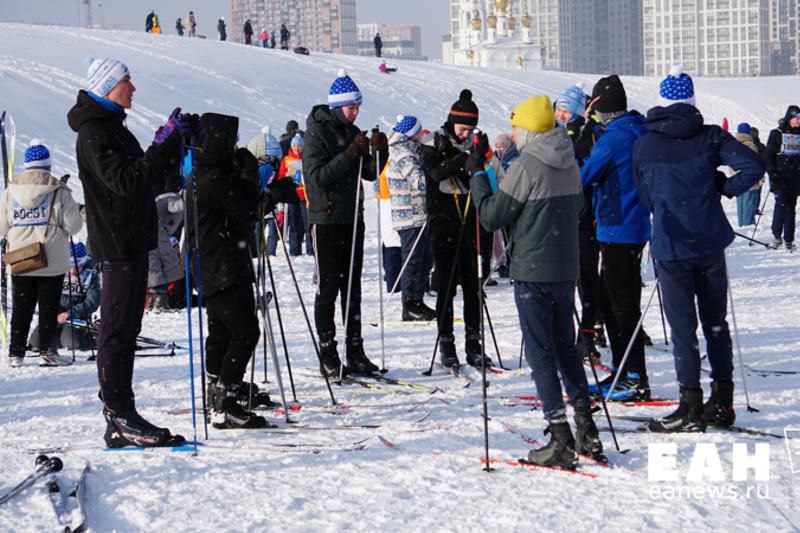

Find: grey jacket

[470,127,584,283]
[148,192,184,288]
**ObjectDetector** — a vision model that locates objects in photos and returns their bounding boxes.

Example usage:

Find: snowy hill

[0,24,799,532]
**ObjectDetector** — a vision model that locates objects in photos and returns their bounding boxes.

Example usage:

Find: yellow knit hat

[509,95,556,133]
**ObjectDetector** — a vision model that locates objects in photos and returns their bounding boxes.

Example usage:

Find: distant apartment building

[228,0,357,54]
[357,24,427,60]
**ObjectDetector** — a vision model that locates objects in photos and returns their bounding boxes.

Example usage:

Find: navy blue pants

[771,191,797,243]
[267,217,279,256]
[288,203,312,256]
[398,225,433,302]
[656,252,734,390]
[383,245,401,294]
[514,280,591,423]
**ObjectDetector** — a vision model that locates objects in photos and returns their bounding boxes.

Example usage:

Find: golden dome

[487,14,497,28]
[466,49,475,59]
[495,0,509,11]
[516,55,524,66]
[471,16,482,31]
[521,14,532,28]
[507,16,517,30]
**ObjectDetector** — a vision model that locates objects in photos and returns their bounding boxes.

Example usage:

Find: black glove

[370,128,388,156]
[267,179,301,206]
[474,131,490,156]
[434,132,460,158]
[715,171,733,198]
[464,150,486,175]
[344,133,370,160]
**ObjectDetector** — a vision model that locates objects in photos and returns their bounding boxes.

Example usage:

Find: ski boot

[439,335,459,369]
[8,348,24,368]
[402,299,436,322]
[318,337,344,379]
[465,334,493,368]
[587,372,616,397]
[647,388,706,433]
[608,372,651,402]
[346,337,379,376]
[772,236,783,249]
[497,264,510,279]
[211,382,273,429]
[236,381,274,409]
[39,348,73,367]
[103,407,182,448]
[574,411,604,459]
[522,421,578,470]
[787,241,795,252]
[703,381,735,428]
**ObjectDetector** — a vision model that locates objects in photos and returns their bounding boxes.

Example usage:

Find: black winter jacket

[419,124,472,224]
[766,106,800,196]
[67,90,181,262]
[187,113,260,297]
[304,105,375,225]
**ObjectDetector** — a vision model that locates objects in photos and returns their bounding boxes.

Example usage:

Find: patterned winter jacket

[385,131,427,231]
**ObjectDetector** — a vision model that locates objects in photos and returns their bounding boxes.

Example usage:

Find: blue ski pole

[181,143,200,453]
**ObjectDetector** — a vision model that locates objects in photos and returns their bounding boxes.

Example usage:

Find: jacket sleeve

[470,160,530,232]
[393,155,427,195]
[80,124,181,197]
[304,127,358,188]
[764,128,782,178]
[632,141,654,212]
[717,130,767,197]
[580,137,613,187]
[58,187,84,237]
[71,272,101,319]
[278,157,289,179]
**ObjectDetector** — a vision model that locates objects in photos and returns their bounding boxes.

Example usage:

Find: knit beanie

[328,68,362,109]
[286,120,299,132]
[247,127,283,160]
[291,133,304,147]
[737,123,752,135]
[509,96,555,133]
[70,241,89,268]
[591,74,627,113]
[556,82,586,117]
[393,115,423,139]
[86,57,130,97]
[24,139,51,170]
[659,65,696,107]
[448,89,479,127]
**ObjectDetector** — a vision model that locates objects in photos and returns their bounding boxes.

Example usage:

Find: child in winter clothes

[0,141,83,366]
[375,163,402,293]
[386,115,435,320]
[766,105,800,249]
[279,134,312,256]
[734,123,764,227]
[247,127,285,256]
[147,191,183,311]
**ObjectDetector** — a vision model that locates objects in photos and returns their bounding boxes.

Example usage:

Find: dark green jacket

[470,127,584,283]
[304,104,375,225]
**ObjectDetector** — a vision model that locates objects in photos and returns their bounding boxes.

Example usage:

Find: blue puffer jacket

[633,103,765,261]
[580,111,651,244]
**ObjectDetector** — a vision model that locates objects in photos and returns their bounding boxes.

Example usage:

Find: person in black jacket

[766,105,800,249]
[67,57,190,448]
[243,19,253,45]
[304,69,387,377]
[419,89,493,370]
[217,17,227,41]
[374,33,383,57]
[280,24,290,50]
[145,11,155,32]
[187,113,298,429]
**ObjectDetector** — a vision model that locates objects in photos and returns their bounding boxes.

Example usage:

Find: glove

[464,150,486,176]
[473,131,491,159]
[154,107,190,145]
[370,128,389,158]
[267,179,300,206]
[344,133,370,160]
[434,132,454,154]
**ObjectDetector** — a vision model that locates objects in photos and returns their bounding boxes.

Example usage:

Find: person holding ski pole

[304,68,386,377]
[67,57,191,447]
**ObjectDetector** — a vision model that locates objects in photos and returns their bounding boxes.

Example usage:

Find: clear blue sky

[0,0,449,58]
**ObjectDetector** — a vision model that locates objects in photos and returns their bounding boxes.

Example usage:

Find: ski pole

[375,150,387,372]
[604,280,659,404]
[749,189,769,244]
[476,211,492,472]
[481,299,507,369]
[255,220,269,383]
[263,239,298,402]
[724,254,758,413]
[341,157,364,382]
[734,231,773,249]
[67,262,76,362]
[518,340,524,370]
[69,238,95,361]
[651,257,669,345]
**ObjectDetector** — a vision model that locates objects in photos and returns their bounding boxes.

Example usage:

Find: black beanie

[591,75,627,113]
[286,119,299,132]
[447,89,479,127]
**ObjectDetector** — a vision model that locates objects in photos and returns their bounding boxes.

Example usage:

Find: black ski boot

[439,335,459,368]
[522,421,578,470]
[103,407,182,448]
[465,334,493,368]
[578,329,601,361]
[236,381,274,409]
[211,383,274,429]
[318,337,343,378]
[574,411,604,458]
[402,299,436,321]
[703,381,735,427]
[647,388,706,433]
[346,337,379,375]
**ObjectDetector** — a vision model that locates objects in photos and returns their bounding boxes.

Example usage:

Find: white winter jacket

[386,131,427,231]
[0,169,83,277]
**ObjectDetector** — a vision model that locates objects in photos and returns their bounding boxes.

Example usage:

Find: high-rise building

[357,24,426,60]
[228,0,357,54]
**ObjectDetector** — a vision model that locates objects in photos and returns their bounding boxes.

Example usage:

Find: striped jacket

[385,131,427,231]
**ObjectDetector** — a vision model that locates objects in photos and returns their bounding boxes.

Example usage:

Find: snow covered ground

[0,24,798,532]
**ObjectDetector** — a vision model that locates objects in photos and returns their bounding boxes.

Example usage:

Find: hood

[307,104,344,131]
[9,169,64,208]
[644,103,703,139]
[523,127,577,170]
[67,90,126,133]
[735,132,757,152]
[195,113,239,166]
[783,105,800,123]
[388,129,417,147]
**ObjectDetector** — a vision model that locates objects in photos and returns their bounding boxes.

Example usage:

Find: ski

[67,317,186,351]
[44,472,67,528]
[435,364,474,388]
[63,463,89,533]
[744,364,800,376]
[610,415,785,439]
[368,374,443,393]
[500,422,613,467]
[0,454,63,506]
[480,457,599,479]
[0,111,9,346]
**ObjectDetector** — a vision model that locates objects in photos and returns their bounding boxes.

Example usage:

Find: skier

[386,115,436,321]
[188,11,197,37]
[468,95,602,469]
[260,28,269,47]
[29,242,101,352]
[218,17,227,41]
[280,24,290,50]
[146,191,184,311]
[145,11,155,32]
[488,133,519,279]
[151,15,161,34]
[304,68,386,377]
[766,105,800,249]
[175,18,184,36]
[374,33,383,57]
[633,66,765,432]
[581,74,651,401]
[278,134,312,256]
[247,127,284,256]
[734,123,764,227]
[67,57,190,447]
[418,89,493,369]
[243,19,253,45]
[187,113,299,429]
[0,140,83,367]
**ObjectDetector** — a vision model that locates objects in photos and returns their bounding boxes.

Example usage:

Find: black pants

[205,282,259,385]
[577,222,602,330]
[10,274,64,354]
[312,222,364,343]
[97,255,148,413]
[599,242,647,377]
[431,196,480,338]
[479,226,493,279]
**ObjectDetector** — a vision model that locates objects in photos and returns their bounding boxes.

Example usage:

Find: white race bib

[781,133,800,155]
[10,194,51,227]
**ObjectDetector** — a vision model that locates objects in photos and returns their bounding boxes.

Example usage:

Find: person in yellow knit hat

[466,94,603,470]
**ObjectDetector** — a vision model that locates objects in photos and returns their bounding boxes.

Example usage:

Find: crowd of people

[5,49,791,468]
